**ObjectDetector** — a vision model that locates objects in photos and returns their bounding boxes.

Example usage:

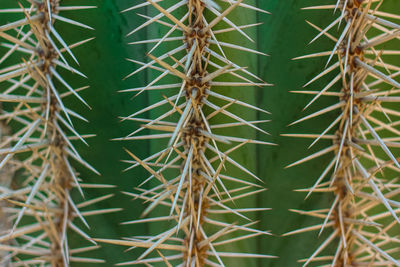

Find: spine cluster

[0,1,113,265]
[287,0,400,266]
[98,0,274,265]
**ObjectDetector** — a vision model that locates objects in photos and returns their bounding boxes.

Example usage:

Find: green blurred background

[0,0,398,266]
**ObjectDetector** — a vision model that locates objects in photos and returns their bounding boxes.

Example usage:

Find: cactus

[286,0,400,266]
[0,121,14,267]
[95,0,275,265]
[0,0,117,265]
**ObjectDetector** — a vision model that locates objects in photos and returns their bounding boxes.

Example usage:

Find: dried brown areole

[96,0,274,266]
[0,1,117,265]
[286,0,400,266]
